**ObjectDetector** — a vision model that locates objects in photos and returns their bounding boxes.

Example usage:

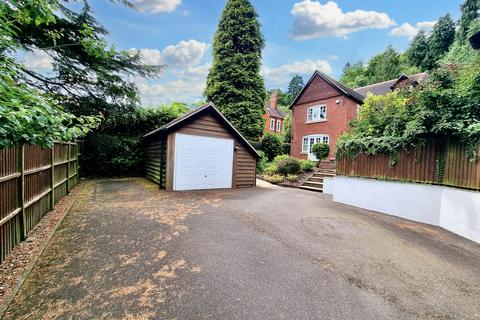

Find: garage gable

[144,103,258,191]
[144,103,259,158]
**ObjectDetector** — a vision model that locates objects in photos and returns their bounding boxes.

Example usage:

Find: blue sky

[28,0,464,105]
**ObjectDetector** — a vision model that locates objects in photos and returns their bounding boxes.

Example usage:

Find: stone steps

[299,185,324,193]
[300,169,336,193]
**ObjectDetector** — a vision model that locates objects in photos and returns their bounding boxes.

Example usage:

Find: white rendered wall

[330,176,480,243]
[322,177,335,195]
[440,188,480,243]
[333,177,442,225]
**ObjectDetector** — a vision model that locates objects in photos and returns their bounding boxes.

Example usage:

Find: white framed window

[276,119,281,132]
[270,119,275,130]
[307,105,327,122]
[301,134,330,154]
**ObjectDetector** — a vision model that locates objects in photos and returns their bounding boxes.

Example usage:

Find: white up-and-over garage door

[173,133,234,191]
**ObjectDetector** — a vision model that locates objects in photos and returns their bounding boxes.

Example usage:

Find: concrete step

[299,185,324,193]
[302,181,324,188]
[312,172,335,178]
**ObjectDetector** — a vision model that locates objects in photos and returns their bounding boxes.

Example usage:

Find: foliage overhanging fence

[336,141,480,191]
[0,142,82,263]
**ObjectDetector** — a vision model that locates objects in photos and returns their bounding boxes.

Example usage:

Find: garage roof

[144,103,260,157]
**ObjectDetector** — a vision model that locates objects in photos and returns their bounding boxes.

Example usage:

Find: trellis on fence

[336,141,480,191]
[0,142,82,263]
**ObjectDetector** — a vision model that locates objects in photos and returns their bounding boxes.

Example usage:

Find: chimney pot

[269,91,278,110]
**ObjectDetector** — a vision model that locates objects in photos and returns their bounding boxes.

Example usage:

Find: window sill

[305,120,327,124]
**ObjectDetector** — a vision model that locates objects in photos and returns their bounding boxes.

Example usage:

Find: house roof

[265,106,286,119]
[470,30,480,49]
[143,103,260,157]
[289,70,365,109]
[355,72,429,97]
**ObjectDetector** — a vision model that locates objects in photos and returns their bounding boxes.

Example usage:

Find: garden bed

[257,170,317,188]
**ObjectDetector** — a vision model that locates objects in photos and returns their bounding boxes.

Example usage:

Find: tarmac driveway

[4,178,480,319]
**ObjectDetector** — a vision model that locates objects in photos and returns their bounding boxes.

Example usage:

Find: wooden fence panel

[443,143,480,190]
[0,142,82,263]
[337,141,480,191]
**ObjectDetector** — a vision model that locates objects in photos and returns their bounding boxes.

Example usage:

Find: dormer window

[307,105,327,123]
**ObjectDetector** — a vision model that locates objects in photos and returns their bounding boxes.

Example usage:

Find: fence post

[75,142,79,185]
[18,144,26,241]
[434,140,446,185]
[51,143,55,209]
[67,143,71,193]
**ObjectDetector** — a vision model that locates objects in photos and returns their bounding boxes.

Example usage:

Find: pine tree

[424,14,456,70]
[457,0,480,42]
[287,75,304,98]
[340,61,368,87]
[366,46,402,83]
[406,31,429,69]
[204,0,266,140]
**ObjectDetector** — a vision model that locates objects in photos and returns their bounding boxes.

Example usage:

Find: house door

[304,135,330,161]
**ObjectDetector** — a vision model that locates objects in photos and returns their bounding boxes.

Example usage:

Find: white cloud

[290,0,395,40]
[262,59,332,86]
[137,78,206,105]
[132,0,181,13]
[22,49,54,72]
[131,40,209,67]
[135,63,211,104]
[162,40,209,66]
[390,21,436,39]
[175,63,211,79]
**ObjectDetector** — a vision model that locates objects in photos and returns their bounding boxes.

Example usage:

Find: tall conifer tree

[406,31,429,69]
[457,0,480,42]
[205,0,266,140]
[424,14,456,69]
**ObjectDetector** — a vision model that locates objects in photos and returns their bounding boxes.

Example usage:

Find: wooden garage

[143,103,259,191]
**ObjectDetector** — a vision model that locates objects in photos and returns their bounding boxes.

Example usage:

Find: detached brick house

[290,70,428,163]
[263,91,286,134]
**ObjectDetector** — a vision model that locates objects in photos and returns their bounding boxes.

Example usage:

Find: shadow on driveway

[4,178,480,319]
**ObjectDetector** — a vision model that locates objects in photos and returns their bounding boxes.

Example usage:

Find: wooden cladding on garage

[233,144,256,188]
[144,138,167,188]
[144,108,257,190]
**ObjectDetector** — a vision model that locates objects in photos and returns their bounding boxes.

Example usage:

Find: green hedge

[83,103,188,177]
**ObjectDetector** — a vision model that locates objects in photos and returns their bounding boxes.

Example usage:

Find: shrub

[263,164,278,175]
[260,133,284,161]
[312,143,330,163]
[256,150,267,173]
[282,142,291,155]
[264,174,285,184]
[273,154,290,163]
[300,160,315,172]
[248,140,262,151]
[276,157,302,175]
[286,174,298,183]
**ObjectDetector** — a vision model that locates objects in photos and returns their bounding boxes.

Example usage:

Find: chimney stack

[269,90,278,110]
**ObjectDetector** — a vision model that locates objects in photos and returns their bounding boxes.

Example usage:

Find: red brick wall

[290,75,359,159]
[263,114,283,134]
